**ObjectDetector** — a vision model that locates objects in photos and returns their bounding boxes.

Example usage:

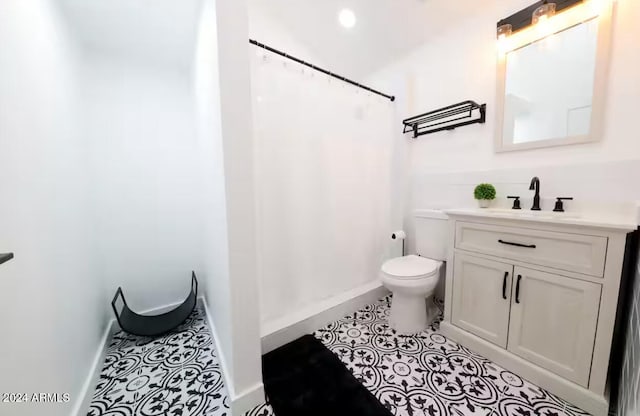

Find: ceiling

[249,0,498,79]
[58,0,202,71]
[56,0,519,77]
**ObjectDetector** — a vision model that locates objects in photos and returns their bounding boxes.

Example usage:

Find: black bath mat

[262,334,392,416]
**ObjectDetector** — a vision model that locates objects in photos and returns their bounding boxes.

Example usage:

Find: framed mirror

[495,1,614,152]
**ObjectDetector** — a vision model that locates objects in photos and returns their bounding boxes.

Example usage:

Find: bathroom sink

[445,207,638,231]
[484,208,581,220]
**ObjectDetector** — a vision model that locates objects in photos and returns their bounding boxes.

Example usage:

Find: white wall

[195,0,234,385]
[0,2,106,415]
[193,0,244,405]
[196,0,264,412]
[215,0,264,406]
[82,53,203,312]
[365,0,640,235]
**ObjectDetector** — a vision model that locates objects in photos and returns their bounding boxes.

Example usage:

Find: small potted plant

[474,183,496,208]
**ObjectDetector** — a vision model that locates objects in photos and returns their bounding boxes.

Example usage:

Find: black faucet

[529,177,541,211]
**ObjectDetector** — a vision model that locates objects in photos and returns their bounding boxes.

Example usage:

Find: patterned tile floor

[87,306,229,416]
[247,296,591,416]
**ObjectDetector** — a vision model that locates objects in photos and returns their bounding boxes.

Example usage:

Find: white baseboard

[200,297,234,398]
[230,381,266,415]
[71,318,115,416]
[261,280,389,354]
[201,297,265,416]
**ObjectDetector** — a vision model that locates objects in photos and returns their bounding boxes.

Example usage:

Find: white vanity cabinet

[441,210,636,416]
[451,254,512,348]
[507,266,601,386]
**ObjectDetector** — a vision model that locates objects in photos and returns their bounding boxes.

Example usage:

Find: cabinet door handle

[515,274,522,304]
[498,239,536,249]
[502,271,508,300]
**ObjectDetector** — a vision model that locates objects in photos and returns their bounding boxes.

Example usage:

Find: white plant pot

[478,199,492,208]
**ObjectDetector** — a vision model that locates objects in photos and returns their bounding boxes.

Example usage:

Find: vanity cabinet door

[452,254,513,348]
[507,267,601,387]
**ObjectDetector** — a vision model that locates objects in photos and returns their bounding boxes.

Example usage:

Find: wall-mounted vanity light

[496,0,613,55]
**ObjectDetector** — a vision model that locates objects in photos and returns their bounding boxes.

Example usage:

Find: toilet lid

[382,255,440,279]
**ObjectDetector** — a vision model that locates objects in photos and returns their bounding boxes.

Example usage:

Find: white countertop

[442,207,639,231]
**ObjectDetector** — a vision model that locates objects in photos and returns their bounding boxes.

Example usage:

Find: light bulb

[532,2,556,25]
[496,23,513,56]
[338,9,356,29]
[497,34,510,56]
[532,1,556,38]
[535,13,555,38]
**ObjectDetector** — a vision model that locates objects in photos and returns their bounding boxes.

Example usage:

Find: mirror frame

[494,2,614,153]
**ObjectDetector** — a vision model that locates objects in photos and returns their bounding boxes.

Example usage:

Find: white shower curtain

[251,50,395,325]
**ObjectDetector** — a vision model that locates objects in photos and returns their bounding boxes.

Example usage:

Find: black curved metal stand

[111,272,198,337]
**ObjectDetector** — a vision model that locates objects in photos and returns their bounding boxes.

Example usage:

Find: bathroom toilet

[381,209,448,334]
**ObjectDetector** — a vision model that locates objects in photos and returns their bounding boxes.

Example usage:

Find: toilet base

[389,294,436,334]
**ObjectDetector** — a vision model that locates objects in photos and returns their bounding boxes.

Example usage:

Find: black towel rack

[402,100,487,138]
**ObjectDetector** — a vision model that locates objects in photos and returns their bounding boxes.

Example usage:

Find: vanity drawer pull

[515,274,522,304]
[502,271,508,300]
[498,239,536,249]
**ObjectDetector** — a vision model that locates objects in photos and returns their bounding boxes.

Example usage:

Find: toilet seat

[381,255,441,280]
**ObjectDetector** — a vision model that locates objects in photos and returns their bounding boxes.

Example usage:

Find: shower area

[249,40,399,335]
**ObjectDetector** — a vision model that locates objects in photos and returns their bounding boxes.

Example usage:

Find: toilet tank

[414,209,449,260]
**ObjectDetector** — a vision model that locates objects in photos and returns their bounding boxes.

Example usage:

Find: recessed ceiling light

[338,9,356,29]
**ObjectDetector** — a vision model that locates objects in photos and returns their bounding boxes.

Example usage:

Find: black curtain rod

[249,39,395,102]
